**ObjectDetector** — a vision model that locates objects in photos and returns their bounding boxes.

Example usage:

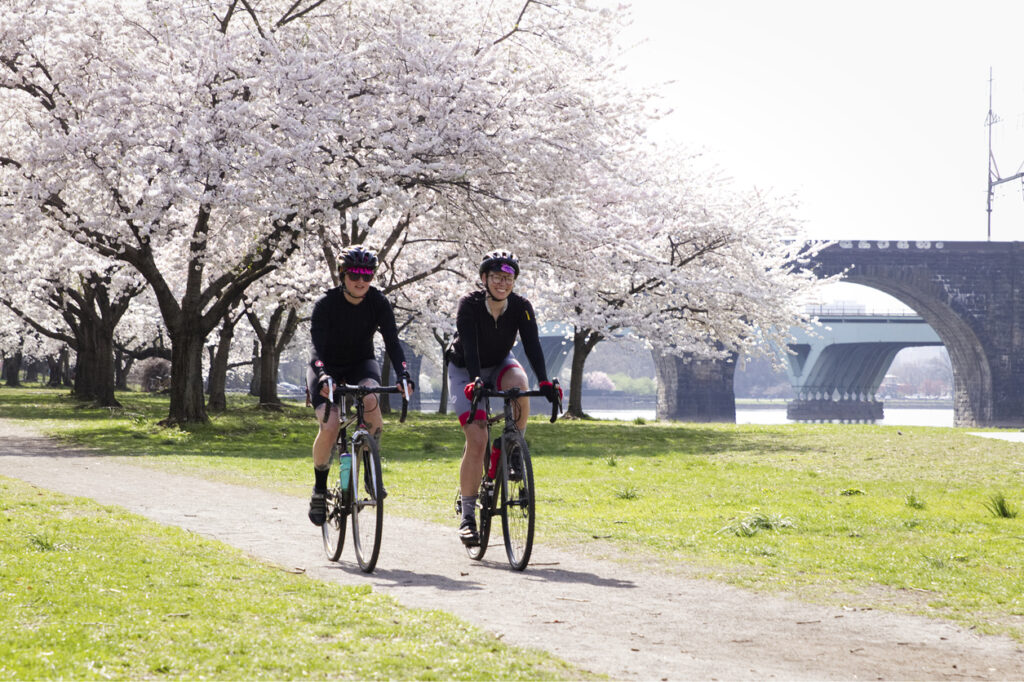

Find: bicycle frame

[463,380,560,570]
[319,378,409,572]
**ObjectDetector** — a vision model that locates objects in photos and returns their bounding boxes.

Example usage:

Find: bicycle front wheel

[351,435,384,573]
[322,485,347,562]
[500,431,535,571]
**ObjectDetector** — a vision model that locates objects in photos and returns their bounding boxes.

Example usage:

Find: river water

[587,407,955,427]
[415,399,954,427]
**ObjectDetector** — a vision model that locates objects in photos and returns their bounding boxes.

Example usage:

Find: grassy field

[2,386,1024,649]
[0,476,587,680]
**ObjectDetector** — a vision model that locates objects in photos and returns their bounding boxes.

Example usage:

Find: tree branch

[276,0,331,28]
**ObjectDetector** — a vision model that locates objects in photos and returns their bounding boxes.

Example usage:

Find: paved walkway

[968,431,1024,443]
[2,419,1023,680]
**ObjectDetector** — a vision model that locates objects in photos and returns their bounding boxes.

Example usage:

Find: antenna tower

[986,68,1024,240]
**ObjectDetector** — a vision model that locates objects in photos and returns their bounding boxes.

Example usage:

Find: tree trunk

[47,353,63,387]
[4,350,22,387]
[164,322,209,425]
[114,349,133,391]
[24,360,40,384]
[207,307,242,413]
[257,346,282,409]
[248,340,261,397]
[89,320,120,407]
[69,313,120,407]
[434,332,451,415]
[60,348,73,386]
[247,304,299,410]
[72,327,98,400]
[565,326,603,419]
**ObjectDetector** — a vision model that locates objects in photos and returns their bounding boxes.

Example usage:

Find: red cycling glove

[539,380,562,403]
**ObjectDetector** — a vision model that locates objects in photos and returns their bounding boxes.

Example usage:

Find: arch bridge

[810,240,1024,427]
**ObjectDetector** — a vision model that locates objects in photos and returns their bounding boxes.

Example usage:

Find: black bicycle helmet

[479,249,519,277]
[340,245,378,270]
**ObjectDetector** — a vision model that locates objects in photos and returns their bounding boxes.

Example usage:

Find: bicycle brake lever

[399,380,409,423]
[321,377,335,423]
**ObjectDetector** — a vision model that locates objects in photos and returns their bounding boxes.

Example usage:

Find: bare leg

[358,378,383,438]
[313,403,341,468]
[498,366,531,433]
[459,421,488,495]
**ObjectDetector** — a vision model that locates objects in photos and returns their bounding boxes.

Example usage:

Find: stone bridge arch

[813,240,1024,427]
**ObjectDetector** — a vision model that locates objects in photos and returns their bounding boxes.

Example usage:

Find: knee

[498,368,528,391]
[463,423,488,450]
[316,406,340,431]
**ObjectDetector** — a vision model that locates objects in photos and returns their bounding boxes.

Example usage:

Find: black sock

[314,466,329,492]
[461,495,477,523]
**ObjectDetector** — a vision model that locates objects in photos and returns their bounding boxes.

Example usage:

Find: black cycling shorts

[306,359,382,409]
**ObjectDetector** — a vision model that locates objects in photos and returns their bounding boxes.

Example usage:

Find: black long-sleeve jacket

[310,286,406,373]
[449,291,547,383]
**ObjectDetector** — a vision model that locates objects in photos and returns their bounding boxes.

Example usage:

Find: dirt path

[2,419,1022,681]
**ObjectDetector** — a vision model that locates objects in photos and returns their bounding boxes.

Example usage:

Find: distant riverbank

[418,394,953,414]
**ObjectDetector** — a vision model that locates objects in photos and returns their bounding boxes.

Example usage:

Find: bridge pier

[653,347,737,422]
[786,397,884,422]
[782,317,942,422]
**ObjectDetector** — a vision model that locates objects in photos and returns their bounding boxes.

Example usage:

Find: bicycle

[320,378,408,573]
[457,379,561,571]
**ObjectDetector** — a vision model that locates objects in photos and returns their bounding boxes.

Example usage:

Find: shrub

[583,371,615,391]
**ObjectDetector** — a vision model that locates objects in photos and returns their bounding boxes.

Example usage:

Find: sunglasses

[345,269,375,282]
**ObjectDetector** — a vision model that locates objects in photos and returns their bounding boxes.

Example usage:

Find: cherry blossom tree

[3,0,644,423]
[532,142,830,418]
[3,0,828,428]
[0,233,146,405]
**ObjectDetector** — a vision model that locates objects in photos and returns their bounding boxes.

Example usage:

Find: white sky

[616,0,1024,244]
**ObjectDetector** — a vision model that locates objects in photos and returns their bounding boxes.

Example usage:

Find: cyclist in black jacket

[448,250,560,545]
[305,246,414,526]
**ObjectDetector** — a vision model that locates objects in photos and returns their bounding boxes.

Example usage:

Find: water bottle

[487,438,501,479]
[339,452,352,488]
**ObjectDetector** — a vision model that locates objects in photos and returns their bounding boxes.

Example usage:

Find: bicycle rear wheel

[351,435,384,573]
[466,478,496,561]
[321,485,347,561]
[500,431,535,571]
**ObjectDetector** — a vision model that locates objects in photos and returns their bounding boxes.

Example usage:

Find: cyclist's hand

[317,374,333,399]
[399,370,416,394]
[463,381,478,402]
[539,380,562,404]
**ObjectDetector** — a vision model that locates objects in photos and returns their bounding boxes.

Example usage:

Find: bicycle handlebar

[321,379,409,424]
[467,378,561,424]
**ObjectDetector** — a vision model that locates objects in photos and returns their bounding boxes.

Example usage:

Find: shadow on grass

[0,387,821,464]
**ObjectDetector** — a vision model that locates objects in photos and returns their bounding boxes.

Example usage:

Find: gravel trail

[2,418,1022,680]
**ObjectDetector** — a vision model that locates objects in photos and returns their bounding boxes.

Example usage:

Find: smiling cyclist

[447,250,561,546]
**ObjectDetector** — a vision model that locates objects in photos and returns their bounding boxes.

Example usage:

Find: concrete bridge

[655,241,1024,427]
[784,312,942,421]
[810,241,1024,427]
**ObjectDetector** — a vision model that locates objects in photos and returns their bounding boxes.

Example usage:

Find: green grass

[983,492,1019,519]
[0,475,589,680]
[3,386,1024,645]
